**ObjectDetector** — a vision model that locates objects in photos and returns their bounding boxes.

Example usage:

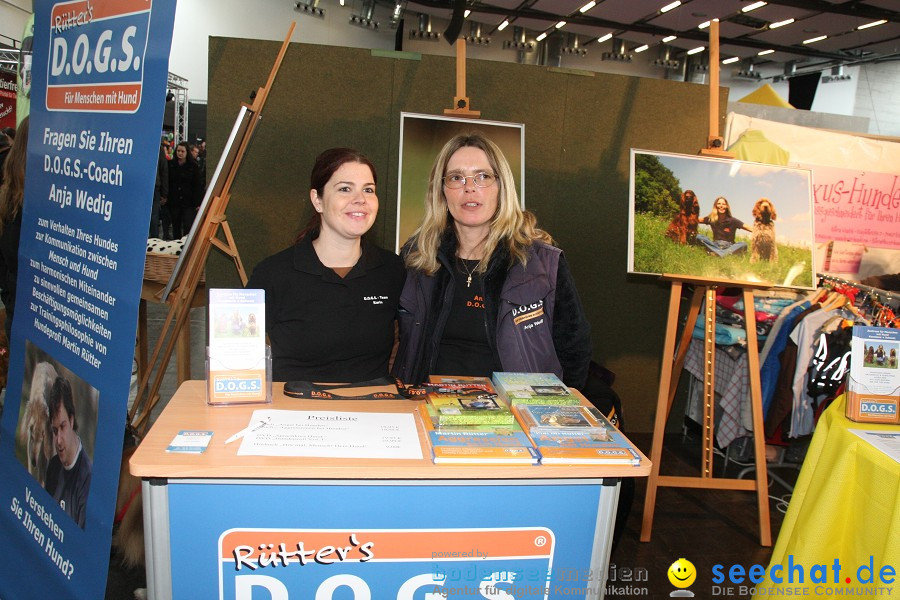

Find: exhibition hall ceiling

[405,0,899,74]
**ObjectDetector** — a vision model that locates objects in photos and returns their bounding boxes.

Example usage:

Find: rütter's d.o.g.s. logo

[46,0,152,113]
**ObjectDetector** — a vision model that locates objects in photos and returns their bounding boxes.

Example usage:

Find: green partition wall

[206,37,728,432]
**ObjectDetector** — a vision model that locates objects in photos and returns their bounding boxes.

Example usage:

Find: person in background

[0,116,28,340]
[695,196,752,258]
[150,143,168,238]
[44,375,92,529]
[246,148,405,382]
[196,139,207,183]
[167,141,203,239]
[392,132,592,389]
[0,126,15,187]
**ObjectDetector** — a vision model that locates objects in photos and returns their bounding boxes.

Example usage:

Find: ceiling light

[579,1,596,12]
[497,19,509,31]
[635,44,649,53]
[803,35,827,44]
[597,33,613,43]
[769,18,794,29]
[662,35,677,43]
[698,21,710,29]
[758,49,774,55]
[742,2,767,13]
[660,1,681,13]
[722,56,740,64]
[556,21,566,29]
[857,19,887,30]
[687,46,705,55]
[536,32,548,41]
[464,9,470,18]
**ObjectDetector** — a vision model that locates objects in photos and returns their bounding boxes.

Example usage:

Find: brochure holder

[206,345,272,406]
[846,378,900,424]
[845,326,900,424]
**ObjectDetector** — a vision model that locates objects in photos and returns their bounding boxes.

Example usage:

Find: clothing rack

[817,273,898,305]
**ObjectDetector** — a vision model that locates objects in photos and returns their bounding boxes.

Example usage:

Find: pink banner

[0,71,15,130]
[810,164,900,250]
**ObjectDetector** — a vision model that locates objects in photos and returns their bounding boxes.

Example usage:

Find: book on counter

[491,372,581,405]
[425,374,496,396]
[529,426,641,466]
[417,405,540,465]
[425,381,514,426]
[513,403,609,436]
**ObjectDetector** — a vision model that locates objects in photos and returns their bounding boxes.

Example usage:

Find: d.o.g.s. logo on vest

[512,301,545,330]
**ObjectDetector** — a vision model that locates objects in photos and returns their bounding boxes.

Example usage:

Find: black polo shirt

[246,235,405,382]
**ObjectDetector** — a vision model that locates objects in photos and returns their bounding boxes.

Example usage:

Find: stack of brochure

[418,376,538,464]
[513,405,641,466]
[514,404,609,435]
[417,404,540,465]
[424,376,515,426]
[491,372,582,406]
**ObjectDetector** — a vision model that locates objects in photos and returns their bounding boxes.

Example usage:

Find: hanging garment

[807,327,852,399]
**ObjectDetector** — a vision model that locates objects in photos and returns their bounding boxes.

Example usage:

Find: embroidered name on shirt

[363,295,388,305]
[467,294,485,309]
[513,301,545,325]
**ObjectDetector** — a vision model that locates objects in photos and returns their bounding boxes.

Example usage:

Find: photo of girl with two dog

[628,149,816,290]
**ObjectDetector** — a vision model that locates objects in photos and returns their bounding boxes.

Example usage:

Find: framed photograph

[397,113,525,252]
[628,149,816,289]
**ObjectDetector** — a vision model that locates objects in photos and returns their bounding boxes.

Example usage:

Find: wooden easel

[444,38,480,117]
[640,276,772,547]
[128,23,295,436]
[641,21,772,547]
[699,20,734,160]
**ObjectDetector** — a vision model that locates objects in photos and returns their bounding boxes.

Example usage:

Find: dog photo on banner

[628,149,815,289]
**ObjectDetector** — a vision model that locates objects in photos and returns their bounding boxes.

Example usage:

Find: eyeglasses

[442,172,496,189]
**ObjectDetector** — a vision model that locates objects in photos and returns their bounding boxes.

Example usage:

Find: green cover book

[426,393,515,425]
[491,372,581,405]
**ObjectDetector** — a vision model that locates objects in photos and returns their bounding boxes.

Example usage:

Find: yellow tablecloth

[757,394,899,594]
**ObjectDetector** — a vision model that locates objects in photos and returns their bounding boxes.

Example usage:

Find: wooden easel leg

[640,281,684,542]
[176,313,191,385]
[667,288,704,414]
[743,288,772,546]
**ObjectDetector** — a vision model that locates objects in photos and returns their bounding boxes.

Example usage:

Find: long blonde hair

[0,116,28,235]
[405,132,551,275]
[706,196,732,224]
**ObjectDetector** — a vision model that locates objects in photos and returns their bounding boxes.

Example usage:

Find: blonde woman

[392,132,591,388]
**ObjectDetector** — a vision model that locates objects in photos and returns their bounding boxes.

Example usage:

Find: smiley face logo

[667,558,696,588]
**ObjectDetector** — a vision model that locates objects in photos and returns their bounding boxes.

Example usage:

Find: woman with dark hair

[0,116,29,339]
[246,148,405,382]
[392,132,592,389]
[695,196,752,258]
[166,141,203,239]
